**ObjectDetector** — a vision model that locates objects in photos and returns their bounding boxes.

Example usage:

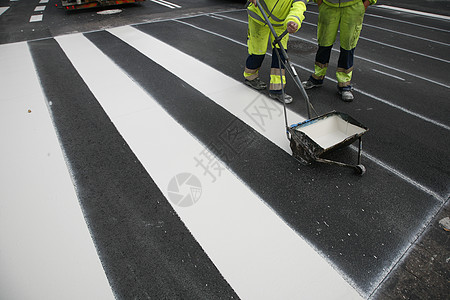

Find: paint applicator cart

[288,112,368,175]
[253,0,368,175]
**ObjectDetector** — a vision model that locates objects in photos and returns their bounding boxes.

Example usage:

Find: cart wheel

[355,165,366,175]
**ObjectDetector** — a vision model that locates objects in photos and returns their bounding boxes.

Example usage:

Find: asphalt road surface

[1,1,449,299]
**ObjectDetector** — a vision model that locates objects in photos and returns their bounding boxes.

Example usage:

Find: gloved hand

[287,21,298,33]
[363,0,370,10]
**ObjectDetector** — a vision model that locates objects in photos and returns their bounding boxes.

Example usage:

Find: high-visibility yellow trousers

[244,17,290,92]
[311,1,365,88]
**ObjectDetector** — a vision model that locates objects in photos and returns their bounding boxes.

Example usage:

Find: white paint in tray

[296,115,366,150]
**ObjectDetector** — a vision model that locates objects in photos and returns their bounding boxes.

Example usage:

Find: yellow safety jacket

[314,0,377,7]
[247,0,309,33]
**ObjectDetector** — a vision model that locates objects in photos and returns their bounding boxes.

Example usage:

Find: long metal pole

[254,0,313,119]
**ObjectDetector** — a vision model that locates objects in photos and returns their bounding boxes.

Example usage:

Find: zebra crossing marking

[55,31,363,299]
[29,14,43,22]
[0,7,9,16]
[150,0,181,9]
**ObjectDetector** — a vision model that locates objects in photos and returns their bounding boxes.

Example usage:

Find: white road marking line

[354,149,445,203]
[372,69,406,81]
[34,5,46,12]
[39,0,50,3]
[363,23,450,47]
[0,42,114,300]
[360,36,450,64]
[140,20,446,202]
[306,10,450,36]
[376,5,450,21]
[306,19,450,64]
[0,7,9,16]
[179,17,450,132]
[208,14,223,20]
[352,87,450,132]
[218,13,450,89]
[29,14,43,22]
[365,12,450,33]
[158,0,181,8]
[150,0,180,9]
[57,30,364,300]
[291,34,450,89]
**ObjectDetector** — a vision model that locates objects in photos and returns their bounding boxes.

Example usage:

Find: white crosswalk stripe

[0,7,9,16]
[150,0,181,9]
[0,42,114,300]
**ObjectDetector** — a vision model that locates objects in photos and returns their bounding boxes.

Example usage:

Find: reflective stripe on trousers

[244,17,288,91]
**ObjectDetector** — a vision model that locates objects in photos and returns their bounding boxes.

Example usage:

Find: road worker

[244,0,309,104]
[302,0,376,102]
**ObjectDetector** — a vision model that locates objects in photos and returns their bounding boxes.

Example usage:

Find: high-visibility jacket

[247,0,309,33]
[313,0,377,7]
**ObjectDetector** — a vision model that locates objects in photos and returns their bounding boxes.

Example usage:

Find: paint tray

[288,111,368,174]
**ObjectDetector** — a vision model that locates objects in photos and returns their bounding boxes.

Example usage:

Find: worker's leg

[305,3,340,88]
[269,27,289,92]
[269,47,286,92]
[336,1,365,91]
[244,18,270,89]
[268,28,293,103]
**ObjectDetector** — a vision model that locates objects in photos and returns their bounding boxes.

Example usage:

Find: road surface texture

[0,0,448,299]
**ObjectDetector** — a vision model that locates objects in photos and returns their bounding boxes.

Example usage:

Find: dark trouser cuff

[309,75,324,85]
[269,89,282,94]
[246,54,265,69]
[338,84,353,91]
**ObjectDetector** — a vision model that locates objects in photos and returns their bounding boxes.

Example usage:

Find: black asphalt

[128,11,448,295]
[0,0,245,44]
[381,0,450,16]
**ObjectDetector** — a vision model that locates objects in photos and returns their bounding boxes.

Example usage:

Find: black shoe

[245,78,267,90]
[269,92,293,104]
[302,79,323,90]
[338,90,354,102]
